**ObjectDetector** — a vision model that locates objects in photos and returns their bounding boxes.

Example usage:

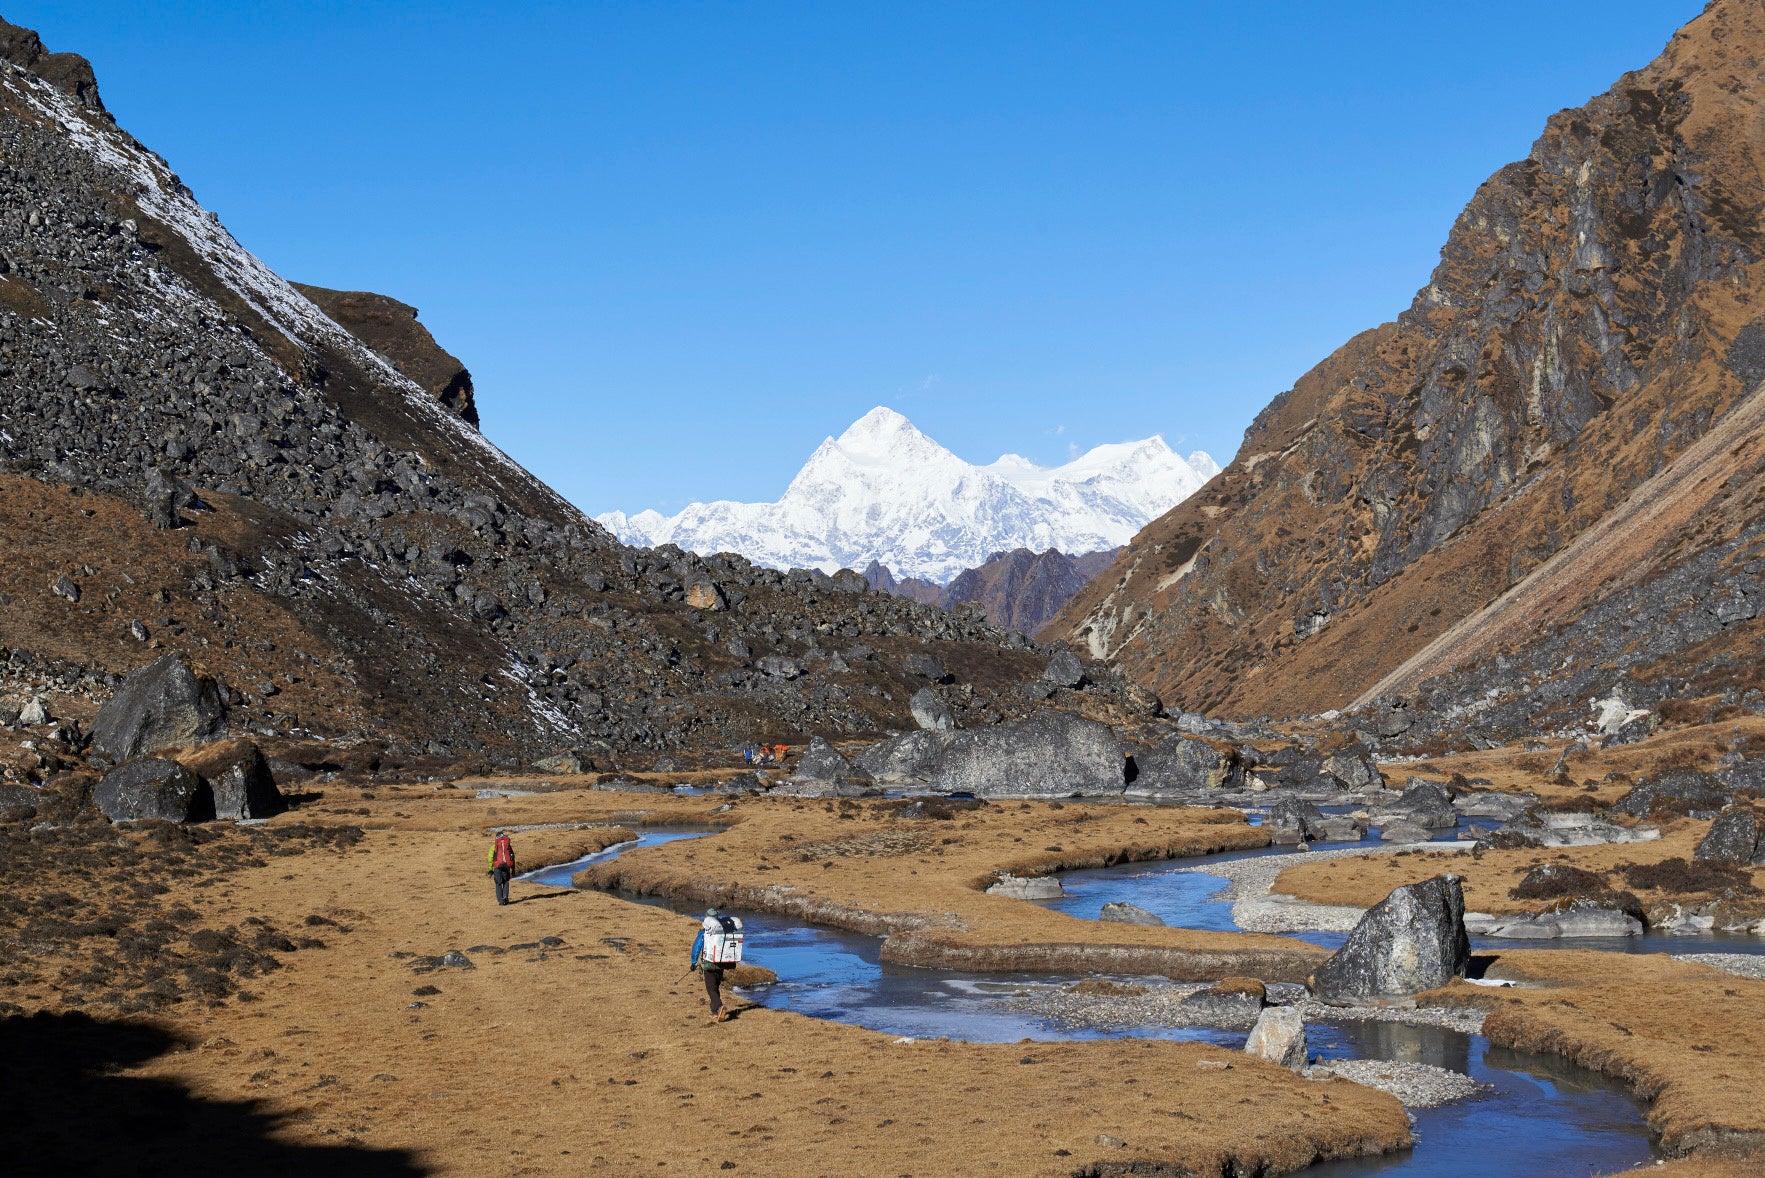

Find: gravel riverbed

[1673,952,1765,980]
[1006,980,1486,1036]
[1167,842,1472,933]
[1306,1060,1492,1108]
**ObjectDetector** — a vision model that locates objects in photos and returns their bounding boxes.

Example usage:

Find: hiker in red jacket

[488,830,516,905]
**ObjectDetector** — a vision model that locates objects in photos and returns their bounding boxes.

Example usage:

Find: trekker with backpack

[689,906,744,1022]
[488,829,516,905]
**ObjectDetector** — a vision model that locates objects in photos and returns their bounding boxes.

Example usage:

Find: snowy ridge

[600,407,1219,583]
[10,64,590,531]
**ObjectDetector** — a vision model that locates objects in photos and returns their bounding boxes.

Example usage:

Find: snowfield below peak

[598,407,1219,583]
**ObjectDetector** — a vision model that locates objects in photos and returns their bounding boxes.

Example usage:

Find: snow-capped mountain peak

[598,407,1218,583]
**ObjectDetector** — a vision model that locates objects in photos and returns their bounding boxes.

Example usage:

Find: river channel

[525,826,1664,1176]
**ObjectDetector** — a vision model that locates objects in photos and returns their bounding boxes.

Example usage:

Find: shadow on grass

[0,1010,428,1176]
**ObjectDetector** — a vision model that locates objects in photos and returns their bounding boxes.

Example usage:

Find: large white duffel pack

[702,913,744,964]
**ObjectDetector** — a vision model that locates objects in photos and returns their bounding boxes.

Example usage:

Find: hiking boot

[712,1011,729,1023]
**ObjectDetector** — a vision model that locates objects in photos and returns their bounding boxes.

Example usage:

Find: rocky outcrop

[1312,876,1470,1004]
[292,285,478,427]
[90,656,226,761]
[0,17,103,111]
[863,547,1120,636]
[1052,2,1765,739]
[1267,796,1328,845]
[853,730,956,784]
[931,710,1123,798]
[776,737,874,797]
[1696,806,1762,863]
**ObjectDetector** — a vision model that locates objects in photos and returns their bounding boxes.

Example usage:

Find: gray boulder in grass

[179,739,286,820]
[1695,806,1761,863]
[1311,875,1470,1004]
[95,757,211,823]
[92,654,226,760]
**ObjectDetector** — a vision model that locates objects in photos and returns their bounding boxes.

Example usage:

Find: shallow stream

[532,826,1665,1176]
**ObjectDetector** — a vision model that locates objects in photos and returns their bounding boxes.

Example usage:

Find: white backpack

[701,914,744,965]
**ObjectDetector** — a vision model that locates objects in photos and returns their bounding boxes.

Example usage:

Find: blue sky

[15,1,1705,515]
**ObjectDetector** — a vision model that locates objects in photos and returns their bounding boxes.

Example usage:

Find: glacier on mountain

[597,407,1220,584]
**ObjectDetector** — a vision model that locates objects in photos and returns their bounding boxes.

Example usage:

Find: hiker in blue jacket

[690,906,743,1022]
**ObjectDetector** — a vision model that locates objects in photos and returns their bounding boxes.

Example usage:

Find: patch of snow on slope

[599,406,1218,583]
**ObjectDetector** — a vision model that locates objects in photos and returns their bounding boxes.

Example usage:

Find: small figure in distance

[742,743,755,765]
[690,905,744,1022]
[488,829,516,906]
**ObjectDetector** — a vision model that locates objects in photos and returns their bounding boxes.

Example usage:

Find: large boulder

[778,737,874,796]
[1042,649,1084,688]
[1696,806,1761,863]
[1099,901,1165,926]
[1323,749,1382,791]
[854,730,956,784]
[1481,900,1642,939]
[931,709,1123,798]
[176,739,285,820]
[909,688,955,732]
[94,757,211,823]
[91,655,226,760]
[1267,796,1328,845]
[1611,772,1730,818]
[1311,875,1469,1004]
[1126,734,1239,795]
[1243,1006,1307,1070]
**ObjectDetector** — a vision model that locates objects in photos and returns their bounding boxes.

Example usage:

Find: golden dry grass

[14,786,1410,1176]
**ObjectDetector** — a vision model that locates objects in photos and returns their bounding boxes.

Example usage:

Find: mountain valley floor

[6,730,1765,1175]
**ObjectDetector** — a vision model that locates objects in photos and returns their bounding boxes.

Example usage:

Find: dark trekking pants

[492,864,511,905]
[703,964,725,1015]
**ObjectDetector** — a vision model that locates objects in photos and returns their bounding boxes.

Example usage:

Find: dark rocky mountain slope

[1053,0,1765,740]
[865,547,1118,636]
[0,17,1089,764]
